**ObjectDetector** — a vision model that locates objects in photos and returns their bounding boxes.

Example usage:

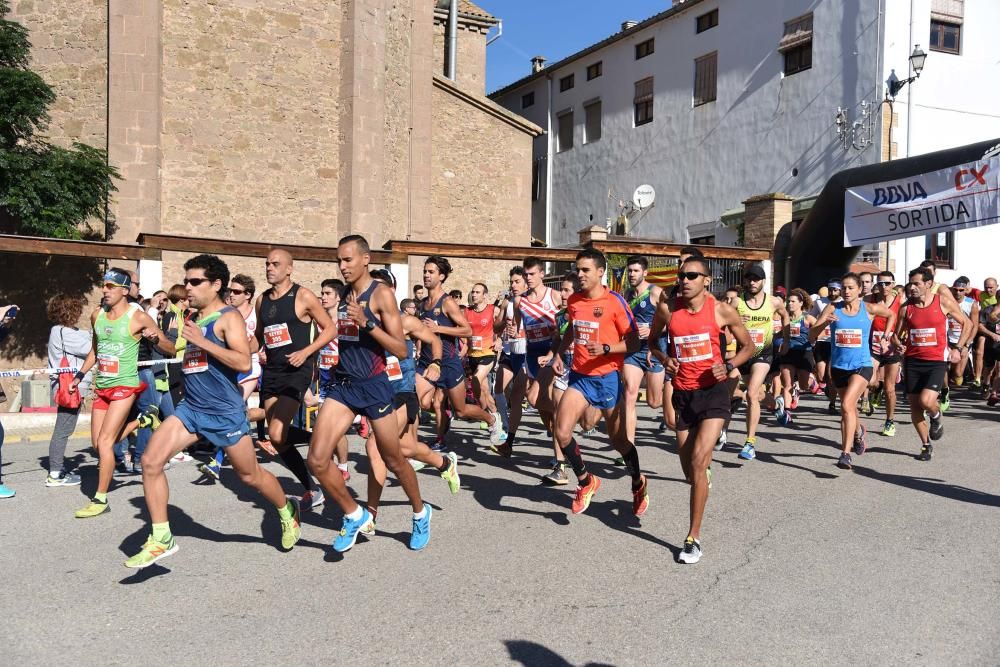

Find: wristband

[74,371,85,381]
[429,359,442,367]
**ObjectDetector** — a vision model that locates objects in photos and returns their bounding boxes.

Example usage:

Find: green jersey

[95,304,141,389]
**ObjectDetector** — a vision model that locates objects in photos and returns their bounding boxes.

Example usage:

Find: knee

[237,465,257,487]
[554,423,573,447]
[306,451,330,475]
[267,422,284,443]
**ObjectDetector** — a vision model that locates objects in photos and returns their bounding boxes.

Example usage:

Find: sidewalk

[0,411,91,443]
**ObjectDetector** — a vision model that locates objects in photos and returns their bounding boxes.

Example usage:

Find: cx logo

[954,164,989,190]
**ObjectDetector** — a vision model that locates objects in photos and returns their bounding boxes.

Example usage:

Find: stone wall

[432,19,488,95]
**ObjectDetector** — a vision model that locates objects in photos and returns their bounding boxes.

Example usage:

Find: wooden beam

[136,233,395,264]
[383,239,580,262]
[588,240,771,261]
[0,233,155,260]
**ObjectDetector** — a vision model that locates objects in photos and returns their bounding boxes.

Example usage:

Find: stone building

[6,0,539,306]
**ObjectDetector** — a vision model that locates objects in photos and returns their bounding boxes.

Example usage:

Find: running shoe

[489,442,512,458]
[429,438,447,453]
[939,394,951,413]
[132,461,143,475]
[852,423,868,456]
[917,443,933,461]
[137,407,161,431]
[198,460,221,480]
[714,429,727,451]
[789,389,799,411]
[409,459,427,471]
[739,438,756,461]
[279,497,301,551]
[679,537,702,564]
[171,451,194,464]
[333,507,373,552]
[357,418,371,439]
[74,497,109,518]
[301,488,325,510]
[0,484,14,499]
[613,456,626,466]
[988,393,999,407]
[45,471,81,487]
[487,414,506,446]
[114,459,133,477]
[861,397,873,417]
[542,462,568,486]
[339,466,351,481]
[360,512,377,536]
[774,396,786,423]
[809,379,822,395]
[581,427,598,437]
[970,379,982,391]
[440,452,460,494]
[929,417,944,441]
[881,419,896,437]
[571,474,601,514]
[836,452,853,470]
[870,387,883,408]
[409,504,432,551]
[827,399,838,415]
[706,466,713,490]
[632,475,649,517]
[124,534,178,569]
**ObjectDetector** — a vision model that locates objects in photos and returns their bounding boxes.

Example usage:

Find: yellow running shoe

[124,534,178,569]
[74,498,109,518]
[280,498,301,550]
[440,452,461,494]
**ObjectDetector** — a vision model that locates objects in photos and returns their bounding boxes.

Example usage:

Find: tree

[0,0,118,239]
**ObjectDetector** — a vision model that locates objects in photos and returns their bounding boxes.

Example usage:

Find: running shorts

[393,391,419,425]
[903,359,947,395]
[468,354,496,373]
[624,346,665,373]
[871,351,903,365]
[739,349,773,376]
[173,401,250,448]
[93,383,147,411]
[325,374,396,420]
[498,352,526,376]
[417,357,465,391]
[672,381,731,431]
[567,371,621,410]
[260,367,313,402]
[780,348,815,372]
[813,341,832,363]
[830,366,874,389]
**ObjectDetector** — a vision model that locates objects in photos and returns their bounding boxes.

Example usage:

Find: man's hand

[423,318,439,332]
[424,362,441,382]
[69,377,80,393]
[181,320,206,347]
[948,348,961,364]
[286,349,310,367]
[584,340,603,356]
[651,347,669,365]
[346,298,368,327]
[552,355,565,377]
[711,362,728,381]
[637,323,650,340]
[664,357,680,376]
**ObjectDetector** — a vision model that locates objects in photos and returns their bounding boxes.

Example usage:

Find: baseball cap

[744,264,766,280]
[774,286,787,297]
[953,276,970,288]
[103,269,132,289]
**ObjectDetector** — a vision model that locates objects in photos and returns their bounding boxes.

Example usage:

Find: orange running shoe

[632,474,650,517]
[571,474,601,514]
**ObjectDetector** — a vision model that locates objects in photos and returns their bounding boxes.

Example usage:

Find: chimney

[531,55,546,73]
[621,20,638,31]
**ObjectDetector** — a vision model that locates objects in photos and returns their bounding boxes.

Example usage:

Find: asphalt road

[2,390,998,665]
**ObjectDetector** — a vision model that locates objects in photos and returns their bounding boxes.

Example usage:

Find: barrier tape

[0,358,181,379]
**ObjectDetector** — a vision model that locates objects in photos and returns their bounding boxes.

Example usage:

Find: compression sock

[278,445,313,491]
[561,438,587,477]
[621,444,642,487]
[286,425,313,446]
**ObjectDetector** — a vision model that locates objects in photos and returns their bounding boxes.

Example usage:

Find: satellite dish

[633,184,655,209]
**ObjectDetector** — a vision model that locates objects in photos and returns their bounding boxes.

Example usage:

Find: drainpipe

[545,73,553,248]
[486,19,502,46]
[447,0,457,80]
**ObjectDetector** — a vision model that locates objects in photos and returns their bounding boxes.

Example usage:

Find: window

[779,13,813,76]
[521,91,534,109]
[930,20,961,54]
[633,77,653,126]
[559,74,574,92]
[925,232,955,269]
[696,9,719,33]
[584,100,601,144]
[586,61,603,80]
[531,160,540,201]
[690,235,716,246]
[693,52,717,106]
[635,38,654,60]
[557,111,573,152]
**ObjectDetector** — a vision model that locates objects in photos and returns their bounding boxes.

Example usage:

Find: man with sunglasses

[866,271,903,436]
[69,268,174,518]
[651,257,753,563]
[734,264,789,461]
[942,277,978,411]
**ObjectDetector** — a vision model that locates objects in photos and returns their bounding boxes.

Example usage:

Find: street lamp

[885,45,927,99]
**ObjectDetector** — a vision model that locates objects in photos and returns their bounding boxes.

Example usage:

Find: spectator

[0,303,18,499]
[45,295,91,486]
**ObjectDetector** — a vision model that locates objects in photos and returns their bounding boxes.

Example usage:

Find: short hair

[575,247,607,270]
[231,274,255,297]
[877,270,895,281]
[841,271,861,287]
[46,294,87,327]
[413,284,425,294]
[152,290,166,299]
[400,298,416,311]
[472,282,488,293]
[681,256,711,276]
[789,288,813,311]
[370,268,397,290]
[338,234,370,254]
[626,255,648,269]
[183,254,230,292]
[425,255,452,279]
[909,267,933,283]
[167,284,187,304]
[449,289,463,300]
[509,266,526,278]
[726,285,740,294]
[560,272,582,291]
[859,271,874,280]
[522,256,544,272]
[321,278,345,292]
[679,246,704,258]
[919,259,937,270]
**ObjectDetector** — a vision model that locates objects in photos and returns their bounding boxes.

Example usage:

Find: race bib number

[470,336,484,351]
[748,328,766,346]
[263,323,292,348]
[910,327,938,347]
[97,354,119,377]
[948,318,963,339]
[834,328,863,348]
[182,345,209,374]
[773,320,782,334]
[574,320,598,346]
[818,326,831,341]
[386,355,403,381]
[789,322,801,337]
[318,344,338,370]
[673,333,713,363]
[525,323,551,342]
[337,315,359,342]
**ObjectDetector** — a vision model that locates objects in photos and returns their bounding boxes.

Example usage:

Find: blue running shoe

[333,507,372,553]
[410,504,432,551]
[774,396,786,423]
[0,483,15,499]
[739,439,756,461]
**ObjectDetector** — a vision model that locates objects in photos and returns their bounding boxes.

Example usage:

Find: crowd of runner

[1,238,997,567]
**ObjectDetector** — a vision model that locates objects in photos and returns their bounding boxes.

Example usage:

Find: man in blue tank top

[621,255,665,447]
[125,255,302,568]
[308,235,433,553]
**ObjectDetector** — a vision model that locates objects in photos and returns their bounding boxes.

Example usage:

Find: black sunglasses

[876,280,893,286]
[679,271,708,281]
[228,287,247,295]
[184,277,211,287]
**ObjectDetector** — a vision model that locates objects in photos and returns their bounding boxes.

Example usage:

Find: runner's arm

[648,298,670,361]
[72,311,101,384]
[941,296,975,349]
[406,315,442,361]
[295,288,337,358]
[807,305,835,344]
[368,284,408,359]
[719,302,754,370]
[135,311,176,357]
[252,294,264,348]
[186,310,252,373]
[431,296,473,339]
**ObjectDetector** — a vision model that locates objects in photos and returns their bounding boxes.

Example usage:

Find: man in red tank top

[894,267,974,461]
[650,257,754,564]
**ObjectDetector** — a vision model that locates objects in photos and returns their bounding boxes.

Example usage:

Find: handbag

[54,328,82,410]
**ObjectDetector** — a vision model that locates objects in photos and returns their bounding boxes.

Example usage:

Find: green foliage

[0,0,118,240]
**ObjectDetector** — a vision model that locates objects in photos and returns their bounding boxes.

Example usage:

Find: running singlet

[336,281,387,380]
[390,339,416,393]
[829,302,873,370]
[566,288,636,376]
[668,295,724,391]
[317,338,339,387]
[419,295,459,363]
[787,314,811,350]
[736,296,775,354]
[555,307,573,367]
[947,296,974,345]
[902,294,949,361]
[467,304,496,357]
[258,284,314,371]
[520,288,558,352]
[181,307,245,415]
[870,294,900,352]
[626,286,655,349]
[95,304,141,389]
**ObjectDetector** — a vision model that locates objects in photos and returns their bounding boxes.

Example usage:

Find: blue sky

[480,1,673,93]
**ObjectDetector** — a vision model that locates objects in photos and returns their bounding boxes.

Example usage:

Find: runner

[465,282,500,414]
[943,276,978,411]
[894,267,973,461]
[491,267,528,454]
[979,299,1000,404]
[866,271,904,436]
[415,255,504,449]
[124,255,301,568]
[735,263,789,461]
[810,279,843,413]
[308,236,431,552]
[810,273,895,470]
[550,248,645,516]
[310,278,350,481]
[972,277,998,390]
[254,249,334,505]
[69,268,174,518]
[777,288,816,425]
[541,273,581,485]
[620,255,665,446]
[652,255,753,564]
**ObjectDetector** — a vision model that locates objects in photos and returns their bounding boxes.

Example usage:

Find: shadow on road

[853,466,1000,507]
[505,640,614,667]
